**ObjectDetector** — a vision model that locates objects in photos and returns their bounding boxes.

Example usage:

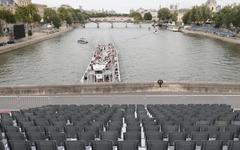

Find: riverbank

[0,27,75,54]
[181,29,240,45]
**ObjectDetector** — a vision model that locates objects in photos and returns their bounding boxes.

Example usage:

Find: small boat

[78,38,88,44]
[81,43,121,83]
[167,25,180,32]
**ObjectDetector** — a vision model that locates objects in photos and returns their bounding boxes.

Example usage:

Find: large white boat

[81,44,121,83]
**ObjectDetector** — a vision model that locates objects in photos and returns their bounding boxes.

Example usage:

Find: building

[14,0,31,6]
[0,0,14,6]
[135,8,158,21]
[170,4,178,12]
[33,3,47,17]
[206,0,217,12]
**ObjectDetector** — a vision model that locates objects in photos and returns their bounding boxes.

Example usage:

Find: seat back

[201,141,223,150]
[64,141,86,150]
[0,141,4,150]
[228,141,240,150]
[174,141,196,150]
[92,140,113,150]
[146,140,168,150]
[8,141,31,150]
[118,140,138,150]
[35,140,58,150]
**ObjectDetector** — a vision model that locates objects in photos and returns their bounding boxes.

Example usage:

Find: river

[0,23,240,86]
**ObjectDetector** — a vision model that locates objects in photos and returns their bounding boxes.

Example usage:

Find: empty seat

[92,140,113,150]
[65,126,83,138]
[4,126,19,133]
[145,132,163,140]
[228,141,240,150]
[0,142,4,150]
[124,132,141,142]
[101,131,119,145]
[201,141,223,150]
[35,140,58,150]
[169,132,187,146]
[26,132,46,144]
[8,141,31,150]
[78,132,95,145]
[216,132,234,144]
[25,126,45,133]
[146,140,168,150]
[174,141,196,150]
[118,140,139,150]
[64,141,86,150]
[49,132,66,146]
[191,132,209,145]
[44,126,60,134]
[6,132,25,141]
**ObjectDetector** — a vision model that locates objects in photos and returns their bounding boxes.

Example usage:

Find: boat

[78,38,88,44]
[167,25,180,32]
[81,43,121,83]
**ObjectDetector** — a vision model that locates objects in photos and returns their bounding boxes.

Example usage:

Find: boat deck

[81,44,121,83]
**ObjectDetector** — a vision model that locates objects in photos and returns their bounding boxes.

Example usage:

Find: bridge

[84,17,143,28]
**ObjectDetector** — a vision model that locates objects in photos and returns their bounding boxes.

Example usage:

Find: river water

[0,23,240,86]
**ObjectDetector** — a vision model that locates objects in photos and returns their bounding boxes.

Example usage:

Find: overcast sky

[32,0,240,13]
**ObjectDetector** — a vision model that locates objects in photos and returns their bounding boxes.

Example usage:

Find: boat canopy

[93,64,105,71]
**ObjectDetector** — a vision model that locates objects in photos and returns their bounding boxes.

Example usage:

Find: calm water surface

[0,23,240,86]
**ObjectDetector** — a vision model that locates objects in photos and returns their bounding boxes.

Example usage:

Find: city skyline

[32,0,240,13]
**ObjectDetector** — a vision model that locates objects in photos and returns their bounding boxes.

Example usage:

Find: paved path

[0,94,240,110]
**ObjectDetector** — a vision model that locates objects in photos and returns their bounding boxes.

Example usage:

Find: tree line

[0,4,87,35]
[182,4,240,30]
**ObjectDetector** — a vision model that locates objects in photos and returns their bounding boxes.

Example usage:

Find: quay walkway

[0,81,240,110]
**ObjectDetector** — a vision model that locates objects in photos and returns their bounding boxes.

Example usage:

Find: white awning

[93,64,105,71]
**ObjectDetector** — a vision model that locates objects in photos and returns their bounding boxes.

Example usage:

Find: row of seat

[1,140,240,150]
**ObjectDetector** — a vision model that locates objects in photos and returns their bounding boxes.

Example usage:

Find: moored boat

[81,43,121,83]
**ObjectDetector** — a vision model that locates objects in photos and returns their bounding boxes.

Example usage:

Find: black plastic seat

[201,141,223,150]
[44,126,60,134]
[35,140,58,150]
[25,126,45,133]
[174,141,196,150]
[228,141,240,150]
[124,132,141,142]
[49,132,66,146]
[78,132,95,145]
[65,126,83,138]
[4,126,19,133]
[8,140,31,150]
[0,141,4,150]
[145,132,163,140]
[146,140,168,150]
[118,140,139,150]
[92,140,113,150]
[216,132,234,144]
[6,132,25,141]
[26,132,46,144]
[191,132,209,145]
[100,131,119,145]
[169,132,187,146]
[64,141,86,150]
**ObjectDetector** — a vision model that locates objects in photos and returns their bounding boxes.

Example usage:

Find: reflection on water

[0,23,240,86]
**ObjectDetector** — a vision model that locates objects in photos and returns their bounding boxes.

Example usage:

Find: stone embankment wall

[0,82,240,96]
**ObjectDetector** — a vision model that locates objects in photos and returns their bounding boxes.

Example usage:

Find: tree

[182,11,191,25]
[44,8,62,28]
[0,9,16,35]
[144,12,152,20]
[171,11,178,22]
[130,12,142,23]
[158,8,171,21]
[15,4,39,24]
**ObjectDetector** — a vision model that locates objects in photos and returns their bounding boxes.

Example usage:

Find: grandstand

[1,104,240,150]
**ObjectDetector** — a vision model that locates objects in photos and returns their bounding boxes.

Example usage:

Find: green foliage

[158,8,171,21]
[130,12,142,22]
[171,12,178,22]
[15,4,39,24]
[182,5,212,24]
[144,12,152,20]
[212,5,240,29]
[57,7,85,25]
[28,30,32,36]
[44,8,62,28]
[0,9,16,23]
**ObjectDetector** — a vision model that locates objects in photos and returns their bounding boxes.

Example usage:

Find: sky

[32,0,240,13]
